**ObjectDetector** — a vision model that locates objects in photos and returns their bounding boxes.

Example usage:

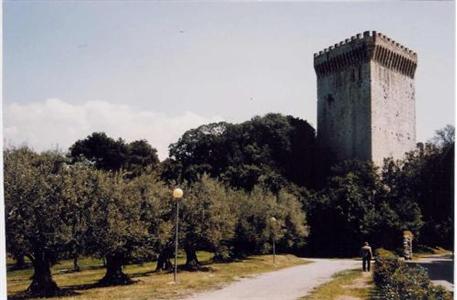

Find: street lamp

[172,188,183,283]
[270,217,277,264]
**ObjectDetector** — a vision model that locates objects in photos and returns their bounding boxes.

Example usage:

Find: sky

[3,1,455,160]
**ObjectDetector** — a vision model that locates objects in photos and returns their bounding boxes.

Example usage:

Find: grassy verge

[301,269,373,300]
[7,252,307,299]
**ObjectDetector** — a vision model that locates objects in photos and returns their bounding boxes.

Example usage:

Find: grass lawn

[301,269,374,300]
[7,252,307,299]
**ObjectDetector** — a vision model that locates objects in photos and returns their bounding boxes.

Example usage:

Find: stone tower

[314,31,417,166]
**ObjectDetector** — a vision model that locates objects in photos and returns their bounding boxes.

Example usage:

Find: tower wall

[371,63,416,166]
[316,57,372,161]
[314,31,417,165]
[369,33,417,165]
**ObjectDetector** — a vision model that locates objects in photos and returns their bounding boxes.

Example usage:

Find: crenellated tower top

[314,31,417,79]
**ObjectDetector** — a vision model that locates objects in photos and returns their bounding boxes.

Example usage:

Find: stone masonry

[314,31,417,166]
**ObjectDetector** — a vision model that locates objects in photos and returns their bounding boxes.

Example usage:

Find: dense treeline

[164,114,317,191]
[5,147,308,295]
[164,115,453,256]
[4,114,454,296]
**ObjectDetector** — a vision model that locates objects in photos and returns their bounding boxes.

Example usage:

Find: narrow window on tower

[326,94,335,104]
[351,68,356,82]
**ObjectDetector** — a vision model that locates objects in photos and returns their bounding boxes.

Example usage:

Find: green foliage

[4,147,73,294]
[374,248,397,259]
[69,132,128,171]
[87,172,150,259]
[60,170,169,283]
[69,132,159,176]
[59,161,102,270]
[127,173,173,261]
[382,125,454,249]
[125,140,160,177]
[387,264,430,300]
[167,114,316,191]
[308,161,377,256]
[373,250,402,287]
[5,120,453,294]
[179,175,238,268]
[373,251,452,300]
[233,186,309,256]
[307,160,423,256]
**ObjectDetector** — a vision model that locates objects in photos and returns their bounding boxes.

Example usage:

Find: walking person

[360,242,373,272]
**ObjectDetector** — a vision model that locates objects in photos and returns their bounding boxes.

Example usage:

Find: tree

[125,173,175,272]
[232,186,309,256]
[274,190,310,253]
[4,147,71,296]
[125,140,160,178]
[179,175,237,269]
[59,162,99,272]
[86,171,151,285]
[69,132,159,176]
[430,124,455,148]
[69,132,128,171]
[382,125,454,249]
[167,114,316,191]
[307,160,423,256]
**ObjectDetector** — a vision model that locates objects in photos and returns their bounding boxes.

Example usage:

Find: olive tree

[59,162,100,272]
[86,171,151,285]
[4,147,71,296]
[233,186,309,256]
[179,175,237,269]
[126,173,175,272]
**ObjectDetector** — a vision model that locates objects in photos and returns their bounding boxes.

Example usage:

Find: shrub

[373,249,401,287]
[374,248,397,259]
[386,264,430,299]
[373,249,452,300]
[428,286,454,300]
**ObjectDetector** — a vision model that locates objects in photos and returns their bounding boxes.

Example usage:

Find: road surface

[183,258,359,300]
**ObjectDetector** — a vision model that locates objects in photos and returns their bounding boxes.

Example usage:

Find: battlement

[314,31,417,78]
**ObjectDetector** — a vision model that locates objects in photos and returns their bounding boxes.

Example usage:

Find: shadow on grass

[7,264,33,272]
[9,280,140,300]
[9,261,216,299]
[54,264,106,275]
[9,288,81,300]
[128,264,213,278]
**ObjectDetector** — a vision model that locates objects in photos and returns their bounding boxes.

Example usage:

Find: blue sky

[3,1,455,159]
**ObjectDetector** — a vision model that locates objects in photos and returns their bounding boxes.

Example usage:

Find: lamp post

[270,217,277,264]
[172,188,183,283]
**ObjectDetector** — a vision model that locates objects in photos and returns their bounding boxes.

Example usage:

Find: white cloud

[4,99,224,160]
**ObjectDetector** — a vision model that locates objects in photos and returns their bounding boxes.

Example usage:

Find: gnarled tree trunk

[27,252,59,296]
[99,253,131,285]
[73,255,80,272]
[155,248,173,272]
[13,254,26,269]
[184,244,200,270]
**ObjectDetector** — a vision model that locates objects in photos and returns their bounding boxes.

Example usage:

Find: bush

[373,250,452,300]
[386,264,430,299]
[428,286,454,300]
[373,249,401,287]
[374,248,397,259]
[213,245,233,262]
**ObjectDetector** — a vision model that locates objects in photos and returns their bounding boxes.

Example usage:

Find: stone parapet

[314,31,417,79]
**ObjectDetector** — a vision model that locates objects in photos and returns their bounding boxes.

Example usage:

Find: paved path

[183,258,359,300]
